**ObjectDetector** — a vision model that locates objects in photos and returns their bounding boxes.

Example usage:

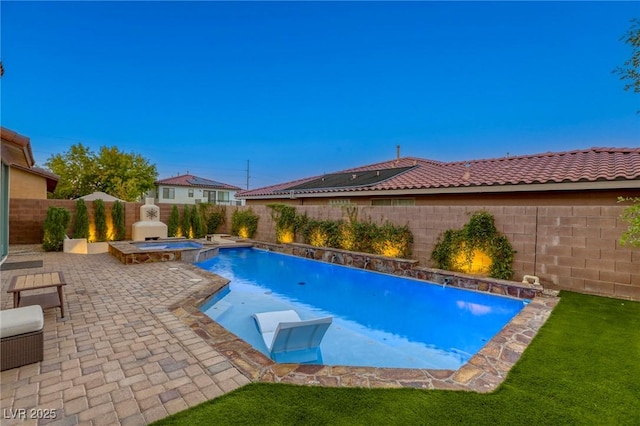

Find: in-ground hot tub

[108,239,220,265]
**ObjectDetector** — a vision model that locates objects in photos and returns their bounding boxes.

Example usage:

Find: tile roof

[156,174,241,191]
[238,147,640,198]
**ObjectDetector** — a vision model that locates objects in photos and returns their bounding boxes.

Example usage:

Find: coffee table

[7,272,67,318]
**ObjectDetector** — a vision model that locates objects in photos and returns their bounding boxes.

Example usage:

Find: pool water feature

[132,241,203,250]
[198,248,526,370]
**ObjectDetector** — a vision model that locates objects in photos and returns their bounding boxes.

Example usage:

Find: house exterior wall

[243,189,639,207]
[9,166,48,199]
[156,185,242,205]
[8,197,640,300]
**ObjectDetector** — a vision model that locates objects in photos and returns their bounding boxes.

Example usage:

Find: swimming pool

[198,248,525,369]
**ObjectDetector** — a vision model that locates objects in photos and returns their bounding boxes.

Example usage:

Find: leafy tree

[168,205,180,237]
[45,143,97,199]
[95,146,157,201]
[72,199,89,239]
[613,18,640,104]
[45,143,157,201]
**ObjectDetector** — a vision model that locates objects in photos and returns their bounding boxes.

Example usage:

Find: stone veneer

[252,242,542,299]
[108,240,225,265]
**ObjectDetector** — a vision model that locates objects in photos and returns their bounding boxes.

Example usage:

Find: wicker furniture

[0,305,44,371]
[7,272,67,318]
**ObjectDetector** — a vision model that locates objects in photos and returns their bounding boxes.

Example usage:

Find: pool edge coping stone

[169,256,560,392]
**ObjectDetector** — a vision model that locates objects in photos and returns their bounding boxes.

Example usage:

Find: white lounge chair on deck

[252,310,332,363]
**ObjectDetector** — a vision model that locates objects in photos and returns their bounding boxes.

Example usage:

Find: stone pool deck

[1,245,559,425]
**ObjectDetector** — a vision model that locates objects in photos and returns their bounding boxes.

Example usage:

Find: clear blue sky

[2,1,638,190]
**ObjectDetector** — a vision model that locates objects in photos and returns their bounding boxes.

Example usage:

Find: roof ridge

[446,146,640,165]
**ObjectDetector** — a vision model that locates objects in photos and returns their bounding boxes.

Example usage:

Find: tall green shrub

[111,200,126,241]
[181,205,191,238]
[42,207,71,251]
[231,208,259,238]
[191,205,206,238]
[168,205,180,237]
[72,199,89,239]
[93,199,107,242]
[206,205,226,234]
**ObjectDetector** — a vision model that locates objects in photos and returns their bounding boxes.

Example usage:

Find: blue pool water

[133,241,203,250]
[198,248,525,369]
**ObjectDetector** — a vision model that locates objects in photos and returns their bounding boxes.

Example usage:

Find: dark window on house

[188,189,194,198]
[218,191,230,203]
[371,198,415,206]
[162,188,175,199]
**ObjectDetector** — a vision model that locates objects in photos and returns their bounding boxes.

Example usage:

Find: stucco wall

[9,167,47,199]
[8,199,640,300]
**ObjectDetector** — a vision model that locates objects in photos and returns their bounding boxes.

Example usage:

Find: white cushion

[0,306,44,338]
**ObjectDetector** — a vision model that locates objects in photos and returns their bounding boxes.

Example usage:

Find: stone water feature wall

[252,242,542,299]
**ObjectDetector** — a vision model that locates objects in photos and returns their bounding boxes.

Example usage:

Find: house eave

[239,179,640,200]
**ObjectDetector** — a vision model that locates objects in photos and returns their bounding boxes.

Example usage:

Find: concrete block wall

[8,199,639,300]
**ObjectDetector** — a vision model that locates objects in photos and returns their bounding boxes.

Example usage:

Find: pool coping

[170,262,560,392]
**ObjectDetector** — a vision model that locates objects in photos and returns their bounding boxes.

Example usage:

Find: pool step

[208,300,233,320]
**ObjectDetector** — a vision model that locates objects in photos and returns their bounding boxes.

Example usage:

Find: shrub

[231,208,259,238]
[111,200,126,241]
[168,205,180,237]
[181,205,192,238]
[303,219,342,248]
[93,199,107,242]
[371,222,413,258]
[431,211,515,280]
[619,196,640,247]
[267,204,301,243]
[206,205,226,234]
[191,204,206,238]
[42,207,71,251]
[72,199,89,239]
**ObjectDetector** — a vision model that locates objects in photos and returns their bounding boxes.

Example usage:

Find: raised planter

[63,238,110,254]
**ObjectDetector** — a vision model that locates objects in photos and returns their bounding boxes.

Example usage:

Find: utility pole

[246,160,250,190]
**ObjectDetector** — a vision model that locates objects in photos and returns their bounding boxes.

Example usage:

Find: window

[188,189,194,198]
[329,199,351,206]
[371,198,415,206]
[204,190,216,203]
[162,188,175,200]
[218,191,230,203]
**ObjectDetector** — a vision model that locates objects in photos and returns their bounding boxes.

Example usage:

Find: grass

[152,292,640,425]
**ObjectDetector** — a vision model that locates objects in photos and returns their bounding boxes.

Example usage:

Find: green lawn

[153,292,640,425]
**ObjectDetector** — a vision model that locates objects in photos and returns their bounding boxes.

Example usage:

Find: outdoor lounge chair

[0,305,44,371]
[253,310,332,363]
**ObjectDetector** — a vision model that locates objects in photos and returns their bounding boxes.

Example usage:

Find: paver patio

[1,247,249,425]
[1,245,558,425]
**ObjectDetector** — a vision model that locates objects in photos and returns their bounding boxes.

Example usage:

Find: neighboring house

[153,174,244,206]
[236,147,640,206]
[0,127,59,261]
